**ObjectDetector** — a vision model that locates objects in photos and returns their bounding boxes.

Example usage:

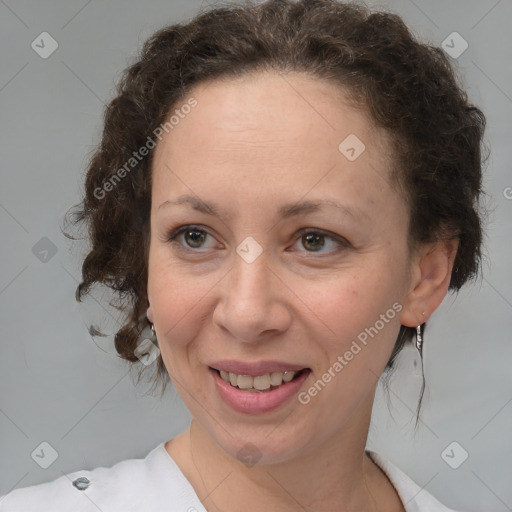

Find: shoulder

[366,449,463,512]
[0,442,205,512]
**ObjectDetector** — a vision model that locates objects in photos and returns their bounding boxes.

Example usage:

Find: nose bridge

[214,238,290,342]
[230,242,273,314]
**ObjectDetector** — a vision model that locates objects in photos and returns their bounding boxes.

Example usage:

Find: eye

[291,228,349,254]
[165,225,217,250]
[164,225,350,254]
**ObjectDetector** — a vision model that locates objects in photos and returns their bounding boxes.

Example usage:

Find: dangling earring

[414,320,426,428]
[415,324,423,358]
[149,323,157,343]
[146,307,158,345]
[133,308,160,365]
[413,312,426,377]
[416,311,426,359]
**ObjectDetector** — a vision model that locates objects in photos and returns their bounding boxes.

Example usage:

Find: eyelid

[164,224,218,246]
[294,227,349,246]
[164,224,350,252]
[165,224,208,240]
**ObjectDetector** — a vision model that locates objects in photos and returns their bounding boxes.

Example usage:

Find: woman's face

[148,71,414,464]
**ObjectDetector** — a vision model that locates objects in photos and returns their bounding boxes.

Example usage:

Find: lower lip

[210,368,310,415]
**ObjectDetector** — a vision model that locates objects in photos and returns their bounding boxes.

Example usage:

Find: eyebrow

[157,195,367,222]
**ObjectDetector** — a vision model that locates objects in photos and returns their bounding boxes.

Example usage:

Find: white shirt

[0,442,461,511]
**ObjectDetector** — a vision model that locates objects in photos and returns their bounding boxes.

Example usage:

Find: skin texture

[146,71,458,512]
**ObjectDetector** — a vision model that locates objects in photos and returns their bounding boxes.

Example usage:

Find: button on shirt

[0,442,462,511]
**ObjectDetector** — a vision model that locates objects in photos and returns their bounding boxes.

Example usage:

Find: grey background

[0,1,510,510]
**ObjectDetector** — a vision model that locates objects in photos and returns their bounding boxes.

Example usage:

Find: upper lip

[209,360,309,376]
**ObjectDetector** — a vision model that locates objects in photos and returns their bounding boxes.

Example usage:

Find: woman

[1,0,486,510]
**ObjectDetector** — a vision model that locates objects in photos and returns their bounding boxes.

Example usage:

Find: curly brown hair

[63,0,487,425]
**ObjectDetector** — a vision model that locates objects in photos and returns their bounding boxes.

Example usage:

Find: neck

[168,399,390,512]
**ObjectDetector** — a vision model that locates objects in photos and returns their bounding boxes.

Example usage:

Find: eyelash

[164,225,350,255]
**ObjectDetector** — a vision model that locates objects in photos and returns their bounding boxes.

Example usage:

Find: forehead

[151,70,399,218]
[156,70,383,153]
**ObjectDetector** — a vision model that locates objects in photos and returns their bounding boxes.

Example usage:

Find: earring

[133,316,159,365]
[150,323,157,344]
[415,324,423,357]
[146,307,158,344]
[147,320,158,346]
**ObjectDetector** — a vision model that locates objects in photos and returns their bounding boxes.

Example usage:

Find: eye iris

[303,233,324,252]
[177,230,332,251]
[185,230,206,248]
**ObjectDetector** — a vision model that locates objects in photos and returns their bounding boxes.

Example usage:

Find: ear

[147,305,154,323]
[400,238,459,327]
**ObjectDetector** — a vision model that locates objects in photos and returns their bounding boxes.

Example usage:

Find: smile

[216,369,304,392]
[208,364,311,414]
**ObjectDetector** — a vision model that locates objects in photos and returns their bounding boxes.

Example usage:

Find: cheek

[297,264,405,421]
[306,255,406,362]
[147,255,211,402]
[147,252,208,353]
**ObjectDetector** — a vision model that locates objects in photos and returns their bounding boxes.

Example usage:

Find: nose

[212,247,292,344]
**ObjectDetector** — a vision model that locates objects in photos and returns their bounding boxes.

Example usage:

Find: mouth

[210,367,310,393]
[208,362,311,414]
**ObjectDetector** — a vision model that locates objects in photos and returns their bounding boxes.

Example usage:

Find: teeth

[237,375,253,389]
[253,374,271,390]
[282,371,295,382]
[217,370,299,390]
[270,372,283,386]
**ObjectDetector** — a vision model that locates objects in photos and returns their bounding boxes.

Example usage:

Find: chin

[202,416,315,467]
